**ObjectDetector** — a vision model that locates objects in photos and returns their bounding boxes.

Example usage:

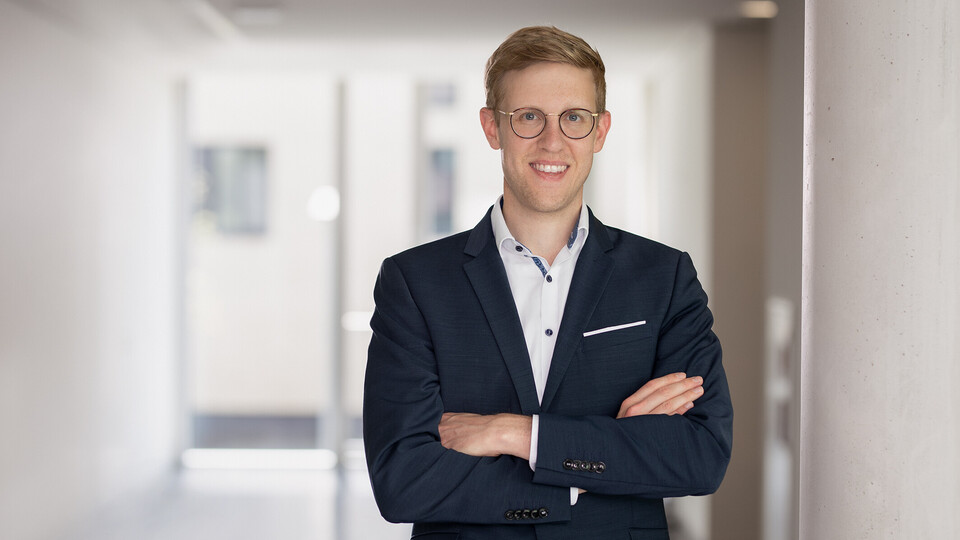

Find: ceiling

[10,0,754,47]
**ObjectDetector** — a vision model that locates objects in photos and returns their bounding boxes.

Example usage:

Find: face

[480,62,611,220]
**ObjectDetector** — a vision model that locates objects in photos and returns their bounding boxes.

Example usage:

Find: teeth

[533,163,567,173]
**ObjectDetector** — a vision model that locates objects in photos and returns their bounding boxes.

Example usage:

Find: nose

[537,117,564,152]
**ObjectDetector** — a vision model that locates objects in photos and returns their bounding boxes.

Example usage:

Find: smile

[532,163,568,174]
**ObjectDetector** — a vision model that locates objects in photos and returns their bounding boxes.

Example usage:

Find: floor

[65,468,411,540]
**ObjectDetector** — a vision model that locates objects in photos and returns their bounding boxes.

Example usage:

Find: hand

[438,412,532,460]
[617,372,704,419]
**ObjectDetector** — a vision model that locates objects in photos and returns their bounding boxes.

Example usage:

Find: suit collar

[463,207,494,257]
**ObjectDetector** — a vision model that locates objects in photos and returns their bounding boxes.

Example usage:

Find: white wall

[0,2,180,538]
[340,74,420,422]
[186,72,339,415]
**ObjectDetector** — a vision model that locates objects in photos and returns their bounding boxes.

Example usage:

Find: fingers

[646,384,703,416]
[617,373,704,419]
[617,372,687,417]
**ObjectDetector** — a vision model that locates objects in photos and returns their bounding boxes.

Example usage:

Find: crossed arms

[438,372,706,461]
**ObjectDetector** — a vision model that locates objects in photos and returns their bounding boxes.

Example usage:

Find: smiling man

[363,26,733,540]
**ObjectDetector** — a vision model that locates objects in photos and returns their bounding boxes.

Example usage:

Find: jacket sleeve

[532,252,733,497]
[363,256,570,524]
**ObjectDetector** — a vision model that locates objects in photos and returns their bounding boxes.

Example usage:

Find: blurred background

[0,0,802,539]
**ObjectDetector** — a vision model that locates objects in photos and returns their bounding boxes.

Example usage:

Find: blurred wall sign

[194,146,269,235]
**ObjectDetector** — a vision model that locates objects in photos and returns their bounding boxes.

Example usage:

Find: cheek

[501,142,528,166]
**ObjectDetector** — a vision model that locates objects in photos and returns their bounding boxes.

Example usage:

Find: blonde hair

[484,26,606,114]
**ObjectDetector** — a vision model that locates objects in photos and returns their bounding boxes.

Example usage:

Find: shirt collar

[491,196,590,255]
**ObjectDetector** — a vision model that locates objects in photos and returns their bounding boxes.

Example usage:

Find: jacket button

[563,459,574,470]
[578,461,589,471]
[539,507,549,518]
[588,462,598,472]
[505,510,515,520]
[521,509,531,519]
[596,461,606,473]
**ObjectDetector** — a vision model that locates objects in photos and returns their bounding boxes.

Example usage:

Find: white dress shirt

[490,197,589,504]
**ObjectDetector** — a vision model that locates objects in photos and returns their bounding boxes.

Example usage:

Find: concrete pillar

[801,1,960,538]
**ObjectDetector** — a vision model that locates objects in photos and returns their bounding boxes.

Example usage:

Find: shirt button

[515,245,523,252]
[545,329,553,337]
[546,275,553,283]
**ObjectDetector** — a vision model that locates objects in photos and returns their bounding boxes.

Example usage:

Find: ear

[479,107,502,150]
[592,110,612,153]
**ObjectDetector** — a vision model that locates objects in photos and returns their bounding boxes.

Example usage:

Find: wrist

[496,413,532,460]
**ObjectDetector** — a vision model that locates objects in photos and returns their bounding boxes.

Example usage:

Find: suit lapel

[540,211,615,410]
[463,210,541,415]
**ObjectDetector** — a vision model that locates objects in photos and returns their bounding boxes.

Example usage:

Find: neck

[501,197,581,266]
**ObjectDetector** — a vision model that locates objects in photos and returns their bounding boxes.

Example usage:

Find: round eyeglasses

[497,108,600,140]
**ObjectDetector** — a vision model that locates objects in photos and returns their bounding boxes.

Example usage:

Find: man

[363,26,732,539]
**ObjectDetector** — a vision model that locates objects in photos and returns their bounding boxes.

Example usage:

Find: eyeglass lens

[510,108,596,139]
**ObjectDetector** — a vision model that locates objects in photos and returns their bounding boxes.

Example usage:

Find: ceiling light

[739,1,779,19]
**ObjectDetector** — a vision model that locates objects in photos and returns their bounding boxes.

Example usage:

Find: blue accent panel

[532,257,548,276]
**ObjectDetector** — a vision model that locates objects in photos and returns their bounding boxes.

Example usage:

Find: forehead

[499,62,596,110]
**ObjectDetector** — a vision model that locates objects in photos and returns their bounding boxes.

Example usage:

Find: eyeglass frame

[496,107,602,140]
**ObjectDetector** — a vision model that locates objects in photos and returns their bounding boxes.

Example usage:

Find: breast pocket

[570,320,658,412]
[581,320,652,352]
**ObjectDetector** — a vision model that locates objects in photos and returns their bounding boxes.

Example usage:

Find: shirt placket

[537,255,559,404]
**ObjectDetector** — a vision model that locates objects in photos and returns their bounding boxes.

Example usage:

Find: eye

[565,111,583,123]
[522,112,538,121]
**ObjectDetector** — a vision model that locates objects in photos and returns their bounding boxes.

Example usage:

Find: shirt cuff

[528,414,539,471]
[531,415,580,506]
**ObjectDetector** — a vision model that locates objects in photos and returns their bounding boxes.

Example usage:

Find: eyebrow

[508,105,595,112]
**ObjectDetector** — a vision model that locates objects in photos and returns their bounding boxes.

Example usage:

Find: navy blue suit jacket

[363,208,733,540]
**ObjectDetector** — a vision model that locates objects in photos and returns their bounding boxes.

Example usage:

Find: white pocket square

[582,320,647,337]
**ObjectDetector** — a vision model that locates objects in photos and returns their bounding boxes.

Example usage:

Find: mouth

[531,162,568,174]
